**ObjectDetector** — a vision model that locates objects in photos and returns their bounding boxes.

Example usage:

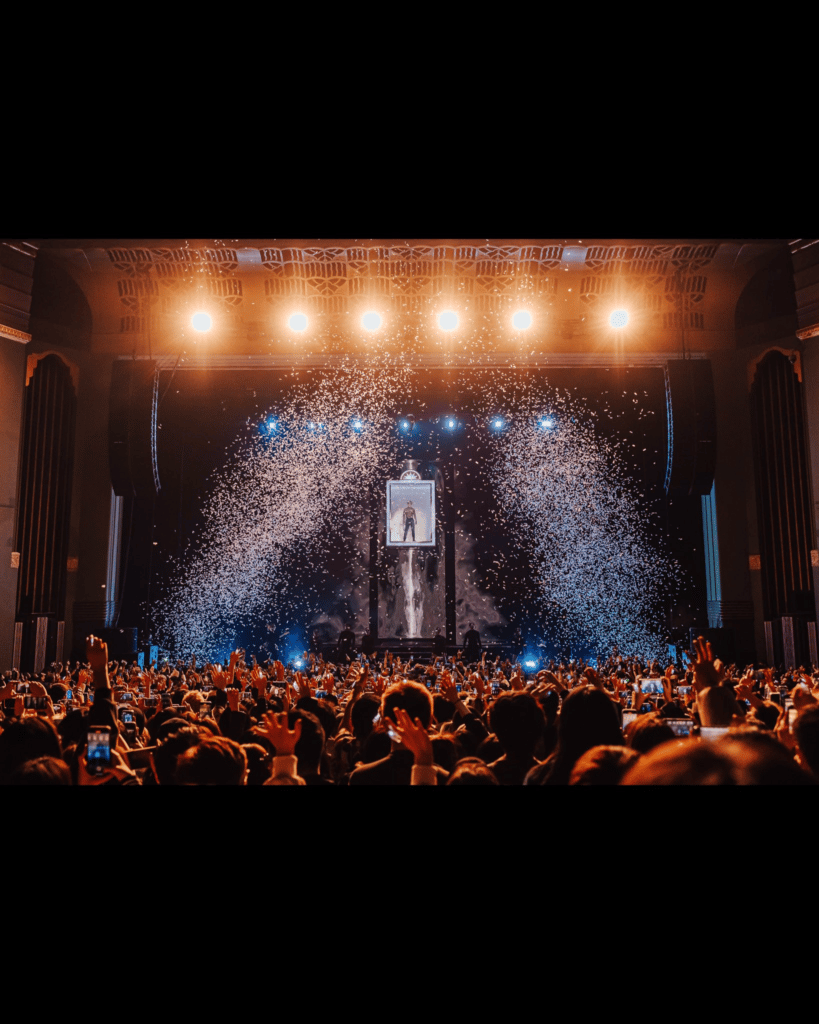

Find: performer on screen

[463,621,481,663]
[403,500,417,541]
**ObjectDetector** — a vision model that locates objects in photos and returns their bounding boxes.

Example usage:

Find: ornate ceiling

[26,239,789,357]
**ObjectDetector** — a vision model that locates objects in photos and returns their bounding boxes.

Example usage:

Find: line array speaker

[109,360,161,499]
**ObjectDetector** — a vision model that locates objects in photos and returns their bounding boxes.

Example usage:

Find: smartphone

[491,682,500,695]
[677,685,692,696]
[87,727,112,775]
[65,688,73,700]
[788,707,798,730]
[24,695,48,711]
[16,682,30,694]
[665,718,694,737]
[315,689,327,699]
[120,692,134,702]
[199,703,211,720]
[699,726,729,742]
[622,711,637,729]
[456,683,462,694]
[640,679,663,694]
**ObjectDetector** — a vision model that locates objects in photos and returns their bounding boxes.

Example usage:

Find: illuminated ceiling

[28,239,788,359]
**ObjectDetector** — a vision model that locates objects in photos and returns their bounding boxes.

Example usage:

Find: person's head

[433,694,454,725]
[569,745,640,785]
[628,713,676,754]
[488,692,545,759]
[243,743,273,785]
[794,706,819,779]
[0,717,62,783]
[350,693,380,743]
[151,725,203,785]
[286,710,325,774]
[621,742,735,785]
[446,757,500,786]
[6,756,71,786]
[48,682,68,704]
[382,681,433,730]
[174,735,248,785]
[431,733,461,773]
[554,685,624,766]
[721,731,815,785]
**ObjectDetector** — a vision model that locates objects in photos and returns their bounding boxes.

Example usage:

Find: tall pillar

[0,337,26,671]
[705,349,759,662]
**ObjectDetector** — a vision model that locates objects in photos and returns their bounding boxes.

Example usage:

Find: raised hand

[260,711,302,757]
[226,687,241,712]
[692,636,726,693]
[211,667,229,691]
[391,707,433,766]
[439,672,459,704]
[86,635,110,686]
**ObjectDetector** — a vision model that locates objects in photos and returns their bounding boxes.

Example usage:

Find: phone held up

[86,726,112,775]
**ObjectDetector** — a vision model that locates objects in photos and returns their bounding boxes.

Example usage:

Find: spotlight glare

[191,312,212,332]
[491,417,505,430]
[361,311,382,331]
[524,659,537,669]
[289,312,308,332]
[540,417,554,429]
[609,309,629,328]
[401,420,409,430]
[352,419,363,432]
[438,310,459,331]
[447,418,456,429]
[512,310,532,330]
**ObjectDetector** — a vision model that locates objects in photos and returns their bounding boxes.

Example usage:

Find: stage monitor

[386,479,435,547]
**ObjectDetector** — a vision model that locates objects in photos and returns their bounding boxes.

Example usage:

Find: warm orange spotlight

[191,312,212,332]
[609,309,629,328]
[438,310,458,331]
[289,313,308,332]
[361,311,382,331]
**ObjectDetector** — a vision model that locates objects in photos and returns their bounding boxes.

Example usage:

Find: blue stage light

[490,417,505,431]
[351,418,364,432]
[539,417,554,429]
[524,659,537,669]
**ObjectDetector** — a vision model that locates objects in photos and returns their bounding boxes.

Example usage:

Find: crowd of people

[1,635,819,785]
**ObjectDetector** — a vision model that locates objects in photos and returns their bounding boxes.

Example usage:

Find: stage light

[491,417,505,431]
[294,658,304,668]
[351,418,364,432]
[446,417,457,430]
[289,312,308,332]
[540,417,554,429]
[524,659,537,669]
[512,310,532,330]
[609,309,629,328]
[438,310,458,331]
[361,311,382,331]
[191,312,212,332]
[267,418,278,432]
[307,421,316,430]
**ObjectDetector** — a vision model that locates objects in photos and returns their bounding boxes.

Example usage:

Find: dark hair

[488,692,545,758]
[794,706,819,779]
[351,693,380,742]
[175,735,247,785]
[382,681,433,730]
[528,685,625,785]
[0,717,62,783]
[287,710,325,773]
[433,694,454,724]
[152,725,203,785]
[446,757,500,786]
[431,733,461,773]
[6,756,72,786]
[243,743,272,785]
[628,713,676,754]
[569,745,640,785]
[621,743,735,785]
